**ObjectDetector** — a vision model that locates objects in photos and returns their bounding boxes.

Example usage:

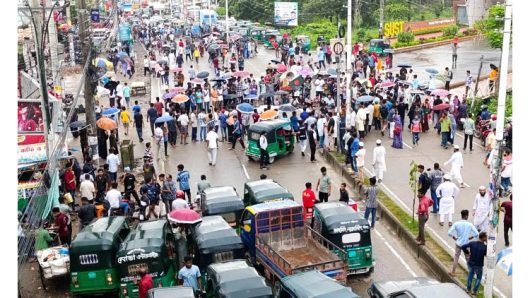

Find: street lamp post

[346,0,352,120]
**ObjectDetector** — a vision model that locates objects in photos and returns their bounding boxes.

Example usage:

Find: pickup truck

[240,200,348,293]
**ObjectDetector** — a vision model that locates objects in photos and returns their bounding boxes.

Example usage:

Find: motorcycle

[474,116,491,146]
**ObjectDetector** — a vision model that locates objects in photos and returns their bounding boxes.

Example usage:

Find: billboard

[18,100,44,134]
[274,2,298,27]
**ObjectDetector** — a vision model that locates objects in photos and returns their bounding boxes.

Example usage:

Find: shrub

[397,31,415,43]
[442,24,459,37]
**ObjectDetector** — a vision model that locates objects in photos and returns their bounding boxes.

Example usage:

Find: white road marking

[364,168,413,213]
[241,164,250,180]
[455,132,484,148]
[374,228,418,278]
[402,141,413,149]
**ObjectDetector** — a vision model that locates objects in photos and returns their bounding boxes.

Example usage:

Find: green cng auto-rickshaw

[70,216,131,296]
[246,119,295,163]
[264,30,282,49]
[249,27,266,42]
[242,179,294,207]
[278,270,361,298]
[199,186,244,231]
[205,260,273,298]
[190,216,245,287]
[295,35,311,53]
[312,202,374,275]
[117,219,178,298]
[368,38,391,55]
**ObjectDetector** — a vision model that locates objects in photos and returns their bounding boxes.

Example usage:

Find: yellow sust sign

[384,21,405,37]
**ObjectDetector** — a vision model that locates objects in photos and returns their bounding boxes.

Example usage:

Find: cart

[36,245,70,291]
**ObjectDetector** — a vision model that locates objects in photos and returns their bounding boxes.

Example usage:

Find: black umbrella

[197,71,209,79]
[210,78,226,82]
[70,121,87,129]
[104,80,118,90]
[224,94,238,100]
[157,59,168,65]
[259,92,275,98]
[271,59,281,64]
[397,63,412,68]
[207,43,220,51]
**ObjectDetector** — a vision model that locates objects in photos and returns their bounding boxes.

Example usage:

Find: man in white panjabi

[436,174,460,227]
[472,185,491,232]
[444,145,465,188]
[372,139,387,183]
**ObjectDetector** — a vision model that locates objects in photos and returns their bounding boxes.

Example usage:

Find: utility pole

[484,0,511,297]
[346,0,352,120]
[225,0,229,42]
[76,0,96,136]
[470,55,484,110]
[65,3,75,66]
[353,0,360,28]
[47,0,60,78]
[379,0,384,39]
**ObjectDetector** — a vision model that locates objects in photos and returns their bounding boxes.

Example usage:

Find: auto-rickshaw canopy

[281,270,361,298]
[192,216,244,254]
[244,179,294,206]
[201,186,244,216]
[207,260,273,298]
[70,216,129,254]
[314,202,370,234]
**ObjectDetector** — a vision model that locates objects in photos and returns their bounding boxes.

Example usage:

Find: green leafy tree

[397,31,414,43]
[442,24,459,37]
[409,160,418,221]
[475,4,505,49]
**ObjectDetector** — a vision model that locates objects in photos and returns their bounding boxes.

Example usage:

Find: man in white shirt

[105,182,129,215]
[143,55,150,76]
[372,139,387,182]
[465,70,473,98]
[79,175,95,202]
[189,111,198,142]
[188,65,196,80]
[444,145,465,187]
[314,77,324,99]
[106,148,120,182]
[355,142,366,182]
[177,113,189,144]
[206,126,219,166]
[259,131,269,169]
[154,125,165,165]
[316,114,327,148]
[436,174,460,226]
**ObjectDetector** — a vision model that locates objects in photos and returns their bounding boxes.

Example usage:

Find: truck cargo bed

[277,241,340,268]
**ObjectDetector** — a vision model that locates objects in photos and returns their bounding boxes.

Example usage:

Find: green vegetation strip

[327,151,491,297]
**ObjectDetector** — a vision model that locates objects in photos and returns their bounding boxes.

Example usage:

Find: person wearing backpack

[427,163,445,214]
[411,116,422,147]
[417,165,432,195]
[444,67,453,91]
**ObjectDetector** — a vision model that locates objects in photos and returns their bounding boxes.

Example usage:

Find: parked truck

[239,200,348,293]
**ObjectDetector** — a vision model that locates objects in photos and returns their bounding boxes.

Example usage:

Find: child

[411,116,422,147]
[144,142,153,165]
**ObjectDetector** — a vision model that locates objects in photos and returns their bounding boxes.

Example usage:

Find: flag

[289,75,304,91]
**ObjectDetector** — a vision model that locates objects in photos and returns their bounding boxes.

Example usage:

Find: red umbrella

[171,86,186,93]
[168,209,202,224]
[233,70,250,78]
[277,64,287,73]
[431,89,450,97]
[432,103,451,111]
[191,78,204,85]
[380,81,395,88]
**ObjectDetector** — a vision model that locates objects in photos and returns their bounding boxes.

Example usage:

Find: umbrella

[210,79,226,82]
[212,32,220,36]
[329,75,337,79]
[397,63,412,68]
[172,94,189,104]
[207,43,220,51]
[236,103,254,114]
[157,59,168,65]
[276,90,289,95]
[260,109,279,120]
[197,71,209,79]
[223,94,238,100]
[270,59,281,64]
[163,90,179,100]
[497,247,512,276]
[191,78,204,85]
[327,68,338,76]
[267,64,278,70]
[244,94,258,100]
[432,103,451,111]
[425,68,439,75]
[298,68,313,77]
[277,64,287,73]
[380,81,395,88]
[233,70,250,78]
[96,117,117,130]
[279,104,296,112]
[431,89,450,97]
[356,95,374,103]
[171,67,183,72]
[94,58,113,69]
[70,121,86,129]
[259,92,274,99]
[155,115,175,123]
[168,209,202,225]
[171,86,187,93]
[104,80,118,90]
[102,107,120,116]
[116,51,128,59]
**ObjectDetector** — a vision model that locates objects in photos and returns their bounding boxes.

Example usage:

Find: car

[368,277,471,298]
[147,286,194,298]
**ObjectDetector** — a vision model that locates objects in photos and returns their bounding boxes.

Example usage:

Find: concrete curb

[392,35,480,54]
[320,150,467,288]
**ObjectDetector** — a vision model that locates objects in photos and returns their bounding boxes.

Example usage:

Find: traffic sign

[338,25,346,38]
[333,42,344,55]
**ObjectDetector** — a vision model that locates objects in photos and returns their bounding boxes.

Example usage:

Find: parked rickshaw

[242,179,294,206]
[312,202,374,275]
[246,119,295,163]
[295,35,311,53]
[190,216,245,287]
[249,27,266,43]
[117,219,178,298]
[147,286,195,298]
[198,186,244,230]
[368,38,391,55]
[204,260,273,298]
[70,216,131,296]
[278,270,361,298]
[264,30,282,49]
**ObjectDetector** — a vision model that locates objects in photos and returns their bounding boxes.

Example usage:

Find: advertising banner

[274,2,298,27]
[91,8,100,23]
[384,18,456,37]
[18,136,47,164]
[18,100,44,134]
[119,24,132,42]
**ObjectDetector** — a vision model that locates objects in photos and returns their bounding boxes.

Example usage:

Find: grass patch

[330,151,492,298]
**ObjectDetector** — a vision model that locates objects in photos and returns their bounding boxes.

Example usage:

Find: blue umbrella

[425,68,439,75]
[327,68,338,75]
[497,247,512,276]
[155,115,175,124]
[102,107,120,116]
[356,95,374,103]
[163,90,179,100]
[236,103,254,114]
[117,51,128,59]
[96,59,108,68]
[244,94,258,100]
[279,104,296,112]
